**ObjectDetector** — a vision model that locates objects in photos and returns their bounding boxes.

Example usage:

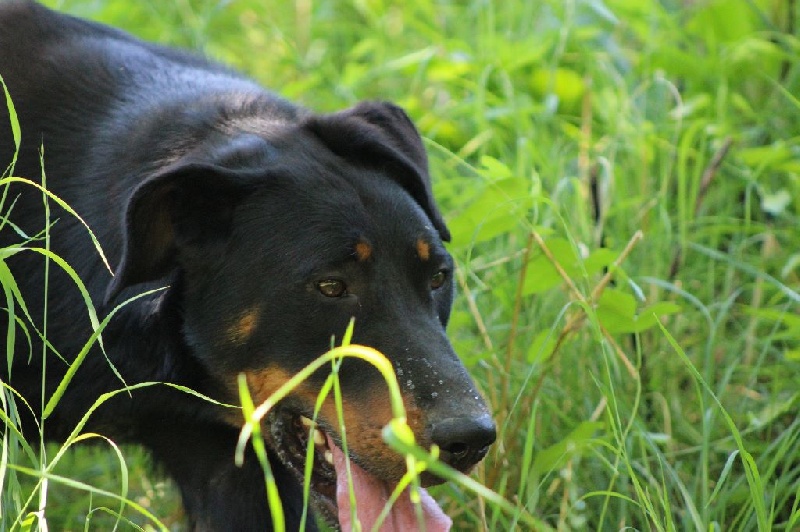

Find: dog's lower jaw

[263,408,452,531]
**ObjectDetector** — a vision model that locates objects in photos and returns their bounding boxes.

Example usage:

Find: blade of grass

[657,319,770,529]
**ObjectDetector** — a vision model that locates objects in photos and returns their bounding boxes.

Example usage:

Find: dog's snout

[430,413,496,471]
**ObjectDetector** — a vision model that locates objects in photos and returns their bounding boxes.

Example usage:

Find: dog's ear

[104,163,248,304]
[304,101,450,241]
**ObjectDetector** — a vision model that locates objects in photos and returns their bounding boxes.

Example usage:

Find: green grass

[3,0,800,530]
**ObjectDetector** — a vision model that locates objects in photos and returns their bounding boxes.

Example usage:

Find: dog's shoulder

[0,1,124,53]
[3,2,256,101]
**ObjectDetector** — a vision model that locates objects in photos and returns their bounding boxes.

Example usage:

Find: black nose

[430,413,496,472]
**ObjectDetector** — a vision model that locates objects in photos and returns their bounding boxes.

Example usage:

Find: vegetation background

[2,0,799,530]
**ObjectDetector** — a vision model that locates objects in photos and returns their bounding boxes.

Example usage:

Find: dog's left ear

[304,101,450,241]
[104,162,249,304]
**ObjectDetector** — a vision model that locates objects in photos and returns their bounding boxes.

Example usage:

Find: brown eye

[317,279,347,298]
[431,270,448,290]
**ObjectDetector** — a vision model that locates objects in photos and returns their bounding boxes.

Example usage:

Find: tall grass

[2,0,799,529]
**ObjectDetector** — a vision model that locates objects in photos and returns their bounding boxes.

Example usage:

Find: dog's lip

[265,407,340,525]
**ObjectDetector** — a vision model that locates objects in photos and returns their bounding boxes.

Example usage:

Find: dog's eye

[317,279,347,298]
[431,270,448,290]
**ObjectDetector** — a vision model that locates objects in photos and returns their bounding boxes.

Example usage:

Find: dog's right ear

[104,162,250,305]
[304,101,451,241]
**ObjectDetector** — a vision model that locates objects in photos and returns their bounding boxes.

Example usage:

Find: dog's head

[106,101,495,525]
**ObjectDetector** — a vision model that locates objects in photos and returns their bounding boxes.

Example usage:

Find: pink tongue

[327,435,452,532]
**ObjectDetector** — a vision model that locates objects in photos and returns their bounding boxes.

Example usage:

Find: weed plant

[2,0,799,530]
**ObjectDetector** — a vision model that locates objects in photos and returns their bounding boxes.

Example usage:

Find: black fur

[0,2,495,530]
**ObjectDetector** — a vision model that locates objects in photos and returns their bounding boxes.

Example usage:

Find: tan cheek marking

[334,391,431,482]
[221,366,295,427]
[416,238,431,262]
[224,370,429,483]
[401,394,427,444]
[226,305,262,345]
[284,382,411,480]
[355,239,373,262]
[335,393,408,480]
[244,366,295,407]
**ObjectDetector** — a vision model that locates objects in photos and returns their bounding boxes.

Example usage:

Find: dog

[0,2,495,530]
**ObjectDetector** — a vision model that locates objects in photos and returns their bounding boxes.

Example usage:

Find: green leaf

[738,142,795,168]
[785,349,800,361]
[761,189,791,216]
[0,74,20,177]
[449,178,531,244]
[427,55,474,82]
[522,239,615,295]
[532,421,604,475]
[632,302,682,332]
[687,0,755,44]
[479,155,513,181]
[526,329,558,364]
[596,288,637,333]
[530,67,585,110]
[597,289,681,334]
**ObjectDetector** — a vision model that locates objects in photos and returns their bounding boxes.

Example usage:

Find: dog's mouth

[265,409,337,521]
[265,407,452,531]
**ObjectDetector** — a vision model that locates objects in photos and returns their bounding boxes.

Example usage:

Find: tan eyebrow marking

[227,305,262,345]
[416,238,431,262]
[355,239,373,262]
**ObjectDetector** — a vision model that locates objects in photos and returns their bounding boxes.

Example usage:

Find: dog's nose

[430,413,496,471]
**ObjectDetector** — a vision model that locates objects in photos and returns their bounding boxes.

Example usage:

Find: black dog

[0,2,495,530]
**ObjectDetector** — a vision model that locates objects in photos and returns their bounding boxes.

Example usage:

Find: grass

[2,0,800,530]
